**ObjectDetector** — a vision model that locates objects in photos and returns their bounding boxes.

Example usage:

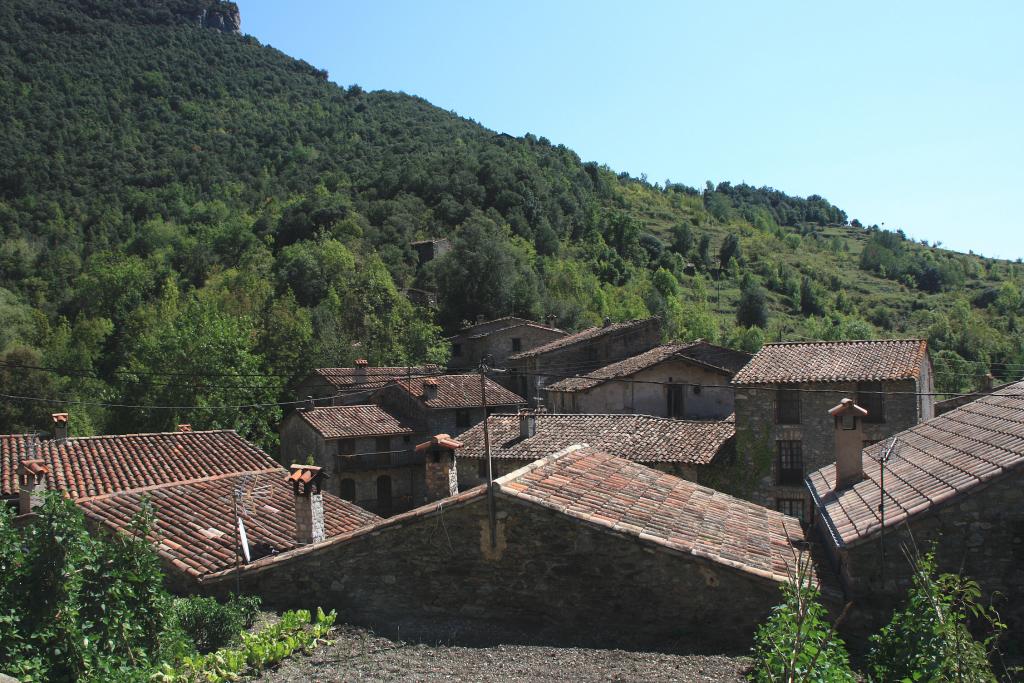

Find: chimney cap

[288,464,327,494]
[18,459,48,477]
[52,413,68,424]
[829,398,868,418]
[177,423,193,432]
[416,433,463,452]
[355,358,369,367]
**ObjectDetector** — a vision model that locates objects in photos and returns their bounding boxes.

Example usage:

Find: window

[775,388,801,424]
[511,337,522,353]
[857,381,885,423]
[337,439,355,456]
[667,384,684,418]
[453,343,462,357]
[376,475,392,516]
[775,497,805,521]
[456,409,471,429]
[477,458,488,480]
[375,436,390,454]
[776,440,804,486]
[339,478,356,502]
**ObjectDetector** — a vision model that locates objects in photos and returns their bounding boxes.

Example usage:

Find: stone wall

[449,325,566,371]
[734,379,920,519]
[547,361,733,419]
[201,489,786,652]
[816,471,1024,643]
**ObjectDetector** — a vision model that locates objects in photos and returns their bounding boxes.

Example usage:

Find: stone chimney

[354,358,368,384]
[981,373,995,392]
[416,434,461,502]
[518,408,537,439]
[288,465,327,545]
[177,423,192,432]
[422,378,439,401]
[51,413,68,441]
[18,459,48,515]
[830,398,869,491]
[545,314,558,327]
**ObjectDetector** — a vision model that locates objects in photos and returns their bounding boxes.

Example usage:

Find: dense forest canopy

[1,0,1022,451]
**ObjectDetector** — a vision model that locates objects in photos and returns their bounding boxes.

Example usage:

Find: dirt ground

[252,623,751,682]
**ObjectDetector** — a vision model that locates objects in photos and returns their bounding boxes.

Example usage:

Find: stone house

[806,382,1024,642]
[371,373,525,437]
[505,317,662,405]
[410,237,451,267]
[731,339,934,521]
[447,316,566,371]
[278,405,426,516]
[194,446,809,651]
[1,421,378,591]
[454,411,736,488]
[293,361,442,406]
[545,340,749,419]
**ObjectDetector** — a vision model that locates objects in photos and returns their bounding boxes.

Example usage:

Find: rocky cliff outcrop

[181,1,240,33]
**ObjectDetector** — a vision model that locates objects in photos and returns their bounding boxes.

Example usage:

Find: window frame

[775,387,801,424]
[455,409,471,429]
[857,381,885,423]
[775,497,805,521]
[511,337,522,353]
[776,440,804,486]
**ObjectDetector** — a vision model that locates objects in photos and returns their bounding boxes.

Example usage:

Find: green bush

[0,493,173,682]
[748,553,855,683]
[171,595,262,654]
[867,552,1002,683]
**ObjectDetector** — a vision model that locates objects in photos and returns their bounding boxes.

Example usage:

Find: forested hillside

[1,0,1021,450]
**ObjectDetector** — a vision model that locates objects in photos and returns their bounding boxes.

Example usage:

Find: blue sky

[242,1,1023,259]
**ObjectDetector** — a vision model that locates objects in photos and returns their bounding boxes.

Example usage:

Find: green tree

[719,233,741,270]
[670,222,694,256]
[737,274,769,329]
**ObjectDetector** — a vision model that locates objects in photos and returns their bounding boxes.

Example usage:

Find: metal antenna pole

[878,436,898,588]
[480,357,497,549]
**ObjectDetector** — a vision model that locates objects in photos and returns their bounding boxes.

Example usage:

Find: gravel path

[252,624,751,682]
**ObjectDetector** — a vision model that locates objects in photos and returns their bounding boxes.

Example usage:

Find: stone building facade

[545,341,749,419]
[447,317,566,371]
[195,448,807,652]
[807,382,1024,642]
[278,405,428,515]
[505,317,662,405]
[731,339,933,520]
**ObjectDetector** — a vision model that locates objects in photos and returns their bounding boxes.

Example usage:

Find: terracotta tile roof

[807,381,1024,548]
[546,341,751,393]
[454,316,565,339]
[293,405,418,440]
[457,413,734,465]
[78,471,379,577]
[497,447,806,583]
[732,339,928,385]
[1,430,279,500]
[415,434,463,452]
[395,374,526,409]
[507,318,659,361]
[310,365,443,390]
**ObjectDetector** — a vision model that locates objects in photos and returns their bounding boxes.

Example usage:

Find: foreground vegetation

[749,551,1013,682]
[1,0,1023,452]
[0,496,334,682]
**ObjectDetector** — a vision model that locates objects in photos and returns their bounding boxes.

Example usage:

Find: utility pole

[878,436,898,588]
[479,356,497,549]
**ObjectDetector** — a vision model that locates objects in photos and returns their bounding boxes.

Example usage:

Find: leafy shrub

[155,607,336,682]
[0,493,173,682]
[867,552,1002,682]
[748,553,855,683]
[171,595,262,654]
